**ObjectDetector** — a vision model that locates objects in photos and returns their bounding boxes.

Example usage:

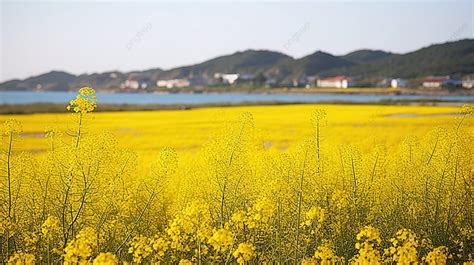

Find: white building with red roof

[422,76,459,88]
[316,76,353,88]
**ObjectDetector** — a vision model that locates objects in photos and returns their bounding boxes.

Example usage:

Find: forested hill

[1,39,472,91]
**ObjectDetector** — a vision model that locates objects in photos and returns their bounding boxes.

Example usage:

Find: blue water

[0,91,473,105]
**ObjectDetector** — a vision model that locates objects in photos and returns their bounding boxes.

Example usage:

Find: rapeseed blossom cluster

[92,252,118,265]
[67,86,96,113]
[166,201,211,253]
[386,228,419,263]
[302,243,344,264]
[243,197,275,229]
[232,243,256,264]
[313,244,343,264]
[7,251,35,265]
[423,246,449,264]
[41,216,60,240]
[301,206,325,235]
[128,236,153,263]
[353,226,382,264]
[152,236,169,259]
[208,228,233,253]
[63,227,98,264]
[3,119,22,135]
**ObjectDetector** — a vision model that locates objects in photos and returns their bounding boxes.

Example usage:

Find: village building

[317,76,353,88]
[390,78,408,88]
[462,80,474,89]
[121,79,150,90]
[156,79,191,88]
[121,80,139,89]
[422,76,460,88]
[214,73,240,84]
[121,73,152,90]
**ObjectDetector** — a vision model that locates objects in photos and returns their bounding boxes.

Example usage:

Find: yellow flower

[233,243,256,264]
[208,228,233,253]
[179,259,193,265]
[63,227,98,264]
[67,86,97,113]
[41,216,60,240]
[93,252,118,265]
[312,243,344,264]
[386,228,419,264]
[152,236,169,258]
[166,201,211,253]
[3,119,22,135]
[128,236,153,263]
[353,226,382,264]
[461,104,473,116]
[7,251,35,265]
[244,197,275,229]
[301,206,325,227]
[231,210,247,229]
[423,246,449,265]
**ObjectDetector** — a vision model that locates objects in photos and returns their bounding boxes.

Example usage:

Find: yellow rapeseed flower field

[2,102,467,154]
[0,88,472,264]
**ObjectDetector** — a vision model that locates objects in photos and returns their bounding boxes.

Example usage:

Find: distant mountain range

[1,39,473,91]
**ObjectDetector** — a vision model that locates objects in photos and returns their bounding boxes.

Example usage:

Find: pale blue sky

[1,1,473,82]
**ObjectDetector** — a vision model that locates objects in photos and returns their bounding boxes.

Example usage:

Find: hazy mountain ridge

[2,71,77,91]
[1,39,472,91]
[322,39,474,81]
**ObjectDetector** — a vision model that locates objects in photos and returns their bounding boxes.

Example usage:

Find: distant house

[214,73,240,84]
[121,79,150,90]
[390,78,408,88]
[462,80,474,89]
[156,79,190,89]
[121,74,151,90]
[122,80,139,89]
[422,76,459,88]
[317,76,353,88]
